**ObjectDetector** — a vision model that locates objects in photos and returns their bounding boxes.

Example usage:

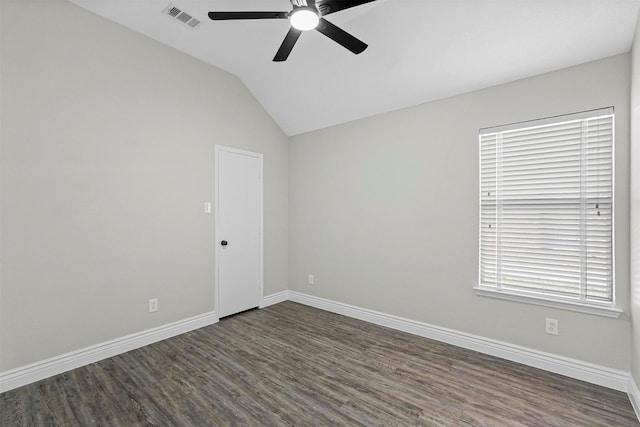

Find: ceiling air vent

[163,4,201,29]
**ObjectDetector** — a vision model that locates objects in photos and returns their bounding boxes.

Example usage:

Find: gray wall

[289,54,631,370]
[631,12,640,385]
[0,0,288,371]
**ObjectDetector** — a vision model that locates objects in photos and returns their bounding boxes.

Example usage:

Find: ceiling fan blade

[273,27,303,62]
[315,18,367,55]
[316,0,378,16]
[208,11,288,20]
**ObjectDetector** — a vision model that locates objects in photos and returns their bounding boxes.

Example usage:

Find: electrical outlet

[149,298,158,313]
[545,318,558,335]
[308,274,314,285]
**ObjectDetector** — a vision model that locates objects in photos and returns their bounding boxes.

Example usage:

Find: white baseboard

[260,290,290,308]
[0,311,217,393]
[288,291,629,392]
[629,375,640,421]
[2,290,635,420]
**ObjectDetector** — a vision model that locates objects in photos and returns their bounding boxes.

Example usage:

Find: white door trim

[214,145,264,320]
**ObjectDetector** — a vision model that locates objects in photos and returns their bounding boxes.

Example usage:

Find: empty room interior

[4,0,640,425]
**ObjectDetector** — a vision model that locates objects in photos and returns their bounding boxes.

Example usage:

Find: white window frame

[475,108,621,318]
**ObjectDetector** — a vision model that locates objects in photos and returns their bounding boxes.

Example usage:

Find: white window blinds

[479,108,614,305]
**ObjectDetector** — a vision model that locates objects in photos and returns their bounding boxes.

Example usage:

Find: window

[476,108,621,317]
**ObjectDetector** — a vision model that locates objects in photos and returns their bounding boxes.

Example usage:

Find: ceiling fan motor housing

[291,0,317,8]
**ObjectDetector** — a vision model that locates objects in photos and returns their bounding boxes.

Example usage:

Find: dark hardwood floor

[1,301,637,426]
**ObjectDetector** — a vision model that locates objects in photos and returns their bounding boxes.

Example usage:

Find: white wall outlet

[149,298,158,313]
[308,274,314,285]
[545,318,558,335]
[204,202,212,214]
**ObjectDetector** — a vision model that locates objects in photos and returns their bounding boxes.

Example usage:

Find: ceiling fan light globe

[290,8,319,31]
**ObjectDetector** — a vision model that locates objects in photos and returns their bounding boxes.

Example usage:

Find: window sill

[473,287,623,318]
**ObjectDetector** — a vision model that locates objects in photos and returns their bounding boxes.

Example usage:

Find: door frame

[214,145,264,320]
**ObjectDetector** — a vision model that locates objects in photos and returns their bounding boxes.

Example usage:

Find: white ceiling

[67,0,640,136]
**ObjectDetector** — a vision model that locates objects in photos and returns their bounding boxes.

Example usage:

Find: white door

[215,146,263,318]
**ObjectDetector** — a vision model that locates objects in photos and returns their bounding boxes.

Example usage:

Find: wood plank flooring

[1,301,637,426]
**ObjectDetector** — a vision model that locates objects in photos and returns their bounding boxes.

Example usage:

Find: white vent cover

[163,4,201,29]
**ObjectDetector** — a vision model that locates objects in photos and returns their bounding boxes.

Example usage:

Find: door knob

[221,240,228,246]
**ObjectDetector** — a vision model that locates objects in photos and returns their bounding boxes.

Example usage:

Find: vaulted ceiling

[67,0,640,135]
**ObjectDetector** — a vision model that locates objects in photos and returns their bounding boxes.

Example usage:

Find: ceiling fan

[208,0,378,62]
